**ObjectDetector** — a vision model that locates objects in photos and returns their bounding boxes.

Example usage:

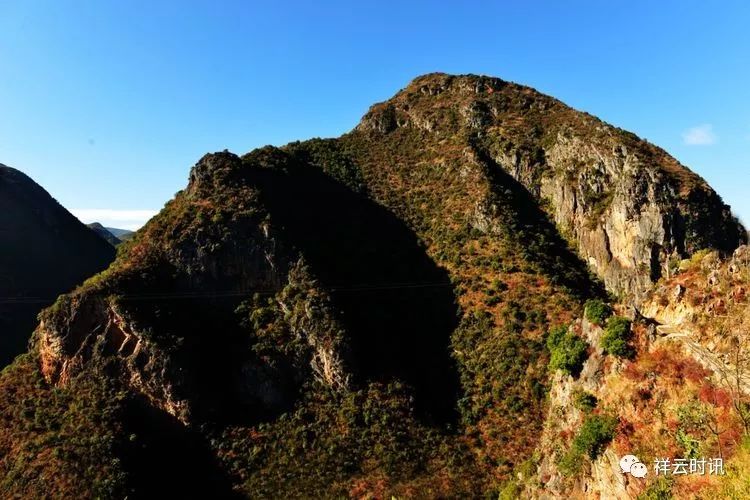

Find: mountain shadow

[245,152,461,424]
[120,395,241,499]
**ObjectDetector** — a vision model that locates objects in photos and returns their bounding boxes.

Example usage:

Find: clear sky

[1,1,748,230]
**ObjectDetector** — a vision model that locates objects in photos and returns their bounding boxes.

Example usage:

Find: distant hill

[105,226,135,240]
[0,164,116,367]
[87,222,121,246]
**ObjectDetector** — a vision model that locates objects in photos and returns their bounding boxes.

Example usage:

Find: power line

[0,280,455,305]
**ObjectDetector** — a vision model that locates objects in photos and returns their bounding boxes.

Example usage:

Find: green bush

[560,413,618,476]
[498,480,521,500]
[546,325,568,351]
[600,316,634,358]
[558,449,583,476]
[637,476,674,500]
[572,389,598,413]
[574,413,618,459]
[547,325,589,376]
[584,299,611,326]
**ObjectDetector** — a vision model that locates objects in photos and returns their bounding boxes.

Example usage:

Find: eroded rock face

[38,296,191,420]
[532,319,618,498]
[536,137,742,303]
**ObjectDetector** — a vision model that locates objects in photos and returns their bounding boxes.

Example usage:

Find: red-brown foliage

[623,347,710,383]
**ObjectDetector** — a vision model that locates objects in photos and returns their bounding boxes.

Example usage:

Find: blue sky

[1,1,748,230]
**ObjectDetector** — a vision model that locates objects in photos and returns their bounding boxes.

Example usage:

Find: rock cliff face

[537,137,743,303]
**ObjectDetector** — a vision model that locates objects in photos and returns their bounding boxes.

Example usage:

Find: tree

[547,325,589,377]
[721,333,750,435]
[600,316,634,358]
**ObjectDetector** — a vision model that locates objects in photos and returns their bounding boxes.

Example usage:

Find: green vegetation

[498,480,522,500]
[559,413,619,476]
[546,325,589,376]
[283,138,366,194]
[574,413,619,458]
[215,382,483,498]
[600,316,634,358]
[0,354,128,498]
[584,298,611,326]
[637,476,674,500]
[572,389,598,413]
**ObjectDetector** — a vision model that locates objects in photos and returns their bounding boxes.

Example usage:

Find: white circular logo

[630,462,648,478]
[619,455,639,473]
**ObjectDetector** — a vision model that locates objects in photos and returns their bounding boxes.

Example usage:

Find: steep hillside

[0,74,745,498]
[0,165,116,367]
[18,145,595,496]
[514,246,750,498]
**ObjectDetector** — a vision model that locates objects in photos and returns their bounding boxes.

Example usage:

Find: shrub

[498,480,521,500]
[638,476,674,500]
[601,316,634,358]
[572,389,598,413]
[547,325,589,376]
[546,325,568,351]
[558,449,583,476]
[574,414,619,459]
[584,299,611,326]
[560,413,619,476]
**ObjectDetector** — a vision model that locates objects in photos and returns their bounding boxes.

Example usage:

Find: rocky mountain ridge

[357,73,745,302]
[1,74,747,498]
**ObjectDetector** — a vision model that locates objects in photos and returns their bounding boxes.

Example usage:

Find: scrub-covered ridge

[1,73,746,498]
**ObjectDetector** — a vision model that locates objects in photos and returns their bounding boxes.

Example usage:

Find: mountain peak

[87,222,122,246]
[354,73,744,299]
[404,72,508,92]
[359,72,582,140]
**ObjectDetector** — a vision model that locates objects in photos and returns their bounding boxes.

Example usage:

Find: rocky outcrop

[639,245,750,396]
[534,137,743,304]
[259,261,350,392]
[37,295,191,420]
[532,319,623,498]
